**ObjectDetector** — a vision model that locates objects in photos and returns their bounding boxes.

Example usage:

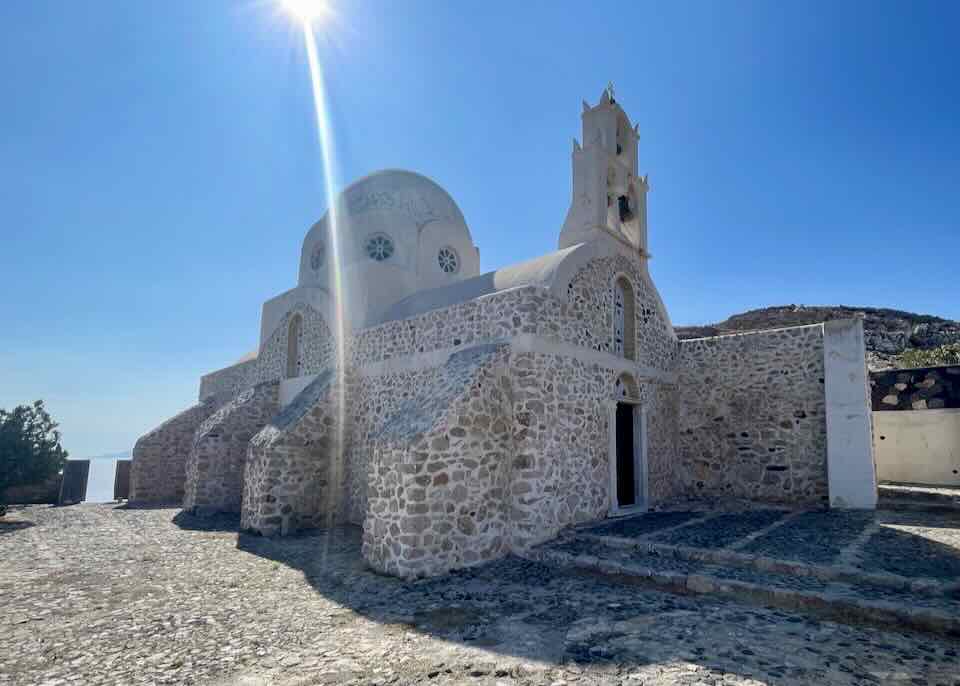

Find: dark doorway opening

[615,403,636,508]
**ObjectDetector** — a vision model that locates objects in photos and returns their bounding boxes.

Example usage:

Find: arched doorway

[610,374,647,513]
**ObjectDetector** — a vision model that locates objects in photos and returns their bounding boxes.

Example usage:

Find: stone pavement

[530,508,960,637]
[1,504,959,686]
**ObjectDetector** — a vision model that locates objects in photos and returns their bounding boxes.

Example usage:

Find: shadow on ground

[167,507,960,680]
[0,519,35,535]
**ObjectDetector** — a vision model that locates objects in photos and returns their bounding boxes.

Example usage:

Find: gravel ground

[2,504,959,686]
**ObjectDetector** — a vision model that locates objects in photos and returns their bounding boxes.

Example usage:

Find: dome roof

[338,169,472,240]
[297,169,481,327]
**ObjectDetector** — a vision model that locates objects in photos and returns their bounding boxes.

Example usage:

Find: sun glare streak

[298,18,348,538]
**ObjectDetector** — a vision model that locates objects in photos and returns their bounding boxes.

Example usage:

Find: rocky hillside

[675,305,960,370]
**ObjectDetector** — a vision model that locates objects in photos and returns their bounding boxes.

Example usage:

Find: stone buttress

[182,382,280,514]
[241,369,345,535]
[129,397,226,505]
[361,344,514,578]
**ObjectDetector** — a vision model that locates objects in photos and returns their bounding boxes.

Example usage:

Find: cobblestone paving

[581,512,705,539]
[649,511,789,550]
[2,505,960,686]
[854,511,960,581]
[741,511,877,565]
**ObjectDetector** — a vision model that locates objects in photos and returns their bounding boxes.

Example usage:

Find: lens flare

[292,12,348,533]
[282,0,331,23]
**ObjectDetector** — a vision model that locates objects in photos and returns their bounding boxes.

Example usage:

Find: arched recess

[615,372,639,400]
[286,313,303,379]
[613,276,636,361]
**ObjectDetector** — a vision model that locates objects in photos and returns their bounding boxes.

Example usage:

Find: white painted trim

[356,334,678,384]
[511,334,676,383]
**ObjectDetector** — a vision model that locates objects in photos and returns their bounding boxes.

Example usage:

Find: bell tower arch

[559,85,649,257]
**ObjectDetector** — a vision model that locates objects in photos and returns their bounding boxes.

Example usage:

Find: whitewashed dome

[298,169,480,327]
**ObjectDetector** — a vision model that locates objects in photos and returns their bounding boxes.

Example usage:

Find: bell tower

[559,85,649,256]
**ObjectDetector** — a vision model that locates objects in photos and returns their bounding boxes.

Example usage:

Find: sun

[281,0,331,23]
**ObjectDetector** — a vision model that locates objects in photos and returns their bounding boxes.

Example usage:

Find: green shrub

[895,343,960,368]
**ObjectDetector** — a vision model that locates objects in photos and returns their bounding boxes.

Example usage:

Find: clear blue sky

[1,0,957,459]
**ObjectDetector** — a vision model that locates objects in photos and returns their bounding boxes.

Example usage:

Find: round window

[365,234,394,262]
[310,242,325,271]
[438,247,459,274]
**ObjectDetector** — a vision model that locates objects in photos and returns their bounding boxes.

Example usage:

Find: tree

[0,401,68,515]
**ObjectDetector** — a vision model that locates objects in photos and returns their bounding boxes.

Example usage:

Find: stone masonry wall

[564,255,677,371]
[361,344,514,578]
[199,359,258,402]
[252,303,333,385]
[677,325,828,504]
[183,382,280,514]
[351,343,680,577]
[130,399,224,505]
[507,351,679,551]
[349,255,677,375]
[242,370,343,535]
[870,365,960,411]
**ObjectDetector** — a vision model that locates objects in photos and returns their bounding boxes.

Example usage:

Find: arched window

[286,313,303,379]
[613,277,636,361]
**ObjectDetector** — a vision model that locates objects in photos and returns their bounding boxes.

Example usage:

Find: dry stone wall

[242,370,343,535]
[870,365,960,411]
[130,399,224,505]
[677,325,828,504]
[361,344,514,578]
[183,382,280,514]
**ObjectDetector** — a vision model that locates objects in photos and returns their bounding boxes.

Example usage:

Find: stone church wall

[199,359,258,402]
[507,351,679,551]
[183,382,280,514]
[350,341,680,577]
[677,324,828,504]
[242,370,343,535]
[348,253,676,373]
[253,303,334,385]
[348,287,547,367]
[563,254,677,372]
[130,398,225,505]
[361,344,514,578]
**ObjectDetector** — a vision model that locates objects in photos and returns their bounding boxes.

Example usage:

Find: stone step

[574,530,957,599]
[525,536,960,638]
[878,484,960,512]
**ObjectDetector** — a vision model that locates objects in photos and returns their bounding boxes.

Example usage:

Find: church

[131,88,877,578]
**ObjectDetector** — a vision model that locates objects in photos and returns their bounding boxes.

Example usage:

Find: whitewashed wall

[874,409,960,486]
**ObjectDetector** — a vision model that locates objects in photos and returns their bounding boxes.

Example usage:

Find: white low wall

[874,408,960,486]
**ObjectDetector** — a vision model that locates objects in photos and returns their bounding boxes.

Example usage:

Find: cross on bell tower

[558,85,649,256]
